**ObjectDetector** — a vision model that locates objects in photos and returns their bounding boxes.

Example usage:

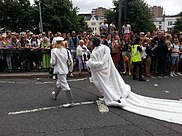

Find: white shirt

[76,45,89,56]
[110,23,116,32]
[122,24,131,34]
[51,37,57,45]
[50,47,73,74]
[29,39,40,47]
[100,23,108,32]
[171,44,180,57]
[141,46,147,59]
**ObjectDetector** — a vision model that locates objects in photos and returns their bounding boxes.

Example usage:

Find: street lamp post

[118,0,123,36]
[34,0,43,33]
[124,0,127,20]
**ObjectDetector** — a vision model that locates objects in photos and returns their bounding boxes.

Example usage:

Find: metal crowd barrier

[0,48,51,72]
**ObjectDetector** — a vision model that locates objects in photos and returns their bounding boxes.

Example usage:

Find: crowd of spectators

[0,20,182,79]
[99,19,182,78]
[0,31,52,72]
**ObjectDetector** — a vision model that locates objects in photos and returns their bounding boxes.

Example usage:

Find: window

[91,22,96,26]
[168,21,173,26]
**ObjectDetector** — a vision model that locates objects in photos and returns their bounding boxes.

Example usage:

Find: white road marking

[68,78,88,82]
[8,101,94,115]
[154,84,159,87]
[35,78,88,84]
[165,91,170,94]
[0,81,26,84]
[96,100,109,113]
[0,78,88,85]
[35,81,54,84]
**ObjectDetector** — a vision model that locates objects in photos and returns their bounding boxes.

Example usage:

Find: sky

[30,0,182,15]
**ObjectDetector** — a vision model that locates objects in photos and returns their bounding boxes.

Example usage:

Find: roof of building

[78,14,92,20]
[78,14,105,21]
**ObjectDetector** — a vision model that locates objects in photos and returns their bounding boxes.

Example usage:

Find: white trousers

[56,74,70,91]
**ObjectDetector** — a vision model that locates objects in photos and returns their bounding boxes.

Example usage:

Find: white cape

[87,44,182,125]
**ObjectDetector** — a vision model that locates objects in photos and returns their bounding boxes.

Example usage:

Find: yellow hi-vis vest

[131,44,142,62]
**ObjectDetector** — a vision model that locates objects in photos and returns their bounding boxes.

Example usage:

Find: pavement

[1,73,182,136]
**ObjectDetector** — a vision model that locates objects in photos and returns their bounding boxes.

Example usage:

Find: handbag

[67,50,72,67]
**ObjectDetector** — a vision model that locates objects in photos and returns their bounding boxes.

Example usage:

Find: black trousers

[157,58,166,75]
[133,61,143,79]
[0,58,5,71]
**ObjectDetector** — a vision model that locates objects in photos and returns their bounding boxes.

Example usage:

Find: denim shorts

[171,56,179,64]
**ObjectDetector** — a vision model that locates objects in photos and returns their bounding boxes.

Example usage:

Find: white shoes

[173,72,178,76]
[106,98,126,107]
[176,72,182,76]
[70,73,74,77]
[52,75,56,80]
[170,72,174,77]
[51,91,57,100]
[170,71,179,77]
[63,103,74,108]
[99,97,104,101]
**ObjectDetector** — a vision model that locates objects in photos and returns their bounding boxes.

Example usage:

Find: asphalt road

[1,75,182,136]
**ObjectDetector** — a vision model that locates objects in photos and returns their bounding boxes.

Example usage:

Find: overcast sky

[30,0,181,15]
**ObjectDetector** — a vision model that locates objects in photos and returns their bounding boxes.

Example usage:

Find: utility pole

[124,0,127,20]
[34,0,43,33]
[118,0,123,36]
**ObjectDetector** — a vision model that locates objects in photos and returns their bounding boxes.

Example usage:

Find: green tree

[105,9,117,25]
[105,0,155,34]
[0,0,34,32]
[176,11,182,17]
[0,0,86,33]
[173,16,182,34]
[35,0,87,33]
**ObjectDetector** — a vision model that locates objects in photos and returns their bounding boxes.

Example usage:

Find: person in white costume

[86,37,131,107]
[50,37,74,108]
[86,37,182,125]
